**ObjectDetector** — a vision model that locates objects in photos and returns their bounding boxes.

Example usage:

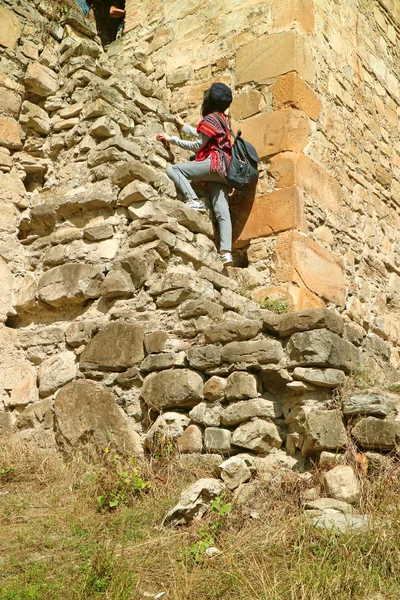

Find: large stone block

[272,231,346,306]
[232,185,305,245]
[222,339,284,364]
[37,264,104,306]
[232,418,282,453]
[80,323,144,372]
[272,308,344,337]
[0,258,14,322]
[2,364,38,407]
[236,31,315,86]
[295,408,348,456]
[323,465,360,504]
[0,87,22,116]
[271,0,315,34]
[286,329,361,372]
[268,152,342,214]
[351,417,398,450]
[271,72,322,121]
[0,117,22,150]
[239,109,310,159]
[230,89,264,121]
[141,369,204,410]
[24,63,58,97]
[0,6,21,48]
[54,380,142,454]
[38,351,77,397]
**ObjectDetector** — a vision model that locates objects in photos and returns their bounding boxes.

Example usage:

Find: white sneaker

[218,252,233,267]
[184,198,207,213]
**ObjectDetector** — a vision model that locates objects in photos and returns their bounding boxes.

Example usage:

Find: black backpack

[215,114,260,191]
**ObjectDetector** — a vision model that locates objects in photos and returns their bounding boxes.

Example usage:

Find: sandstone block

[239,109,310,159]
[268,152,342,214]
[205,319,262,344]
[0,6,21,48]
[141,369,204,410]
[293,367,346,388]
[204,427,232,453]
[0,411,14,435]
[38,351,77,398]
[140,351,186,372]
[186,345,222,371]
[225,372,258,401]
[217,457,251,491]
[271,0,315,33]
[54,380,142,454]
[232,418,282,453]
[271,72,322,121]
[177,424,203,454]
[222,339,284,364]
[20,101,50,136]
[230,89,264,121]
[161,200,214,238]
[144,331,169,354]
[272,231,346,306]
[0,258,14,322]
[323,465,361,504]
[198,266,238,291]
[232,186,305,245]
[287,329,360,372]
[24,63,58,97]
[16,273,37,311]
[221,397,281,426]
[118,180,156,206]
[273,308,344,337]
[343,392,389,418]
[189,402,222,427]
[37,264,104,306]
[0,87,22,116]
[80,323,144,372]
[0,117,22,150]
[2,364,38,407]
[144,412,190,451]
[113,159,158,188]
[297,408,348,456]
[163,478,225,526]
[351,417,398,450]
[203,376,227,401]
[178,299,223,321]
[236,31,315,86]
[66,320,98,348]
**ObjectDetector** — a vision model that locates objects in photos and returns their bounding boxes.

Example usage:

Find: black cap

[209,82,232,110]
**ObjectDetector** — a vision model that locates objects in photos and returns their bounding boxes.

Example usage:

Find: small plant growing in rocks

[260,296,288,314]
[96,449,150,512]
[185,495,232,562]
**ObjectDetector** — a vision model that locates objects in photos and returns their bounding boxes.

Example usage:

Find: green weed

[96,450,150,512]
[260,296,288,314]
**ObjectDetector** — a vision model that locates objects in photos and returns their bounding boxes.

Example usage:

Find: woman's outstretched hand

[156,132,171,147]
[174,114,185,131]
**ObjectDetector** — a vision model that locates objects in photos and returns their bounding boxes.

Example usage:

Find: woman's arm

[156,132,209,152]
[169,132,209,151]
[182,123,199,137]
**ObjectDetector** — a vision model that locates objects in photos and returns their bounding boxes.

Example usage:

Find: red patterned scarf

[196,112,232,176]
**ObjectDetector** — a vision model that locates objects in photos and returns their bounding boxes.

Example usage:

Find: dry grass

[1,440,400,600]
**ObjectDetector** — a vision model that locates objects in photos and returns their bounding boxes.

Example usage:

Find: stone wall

[121,0,400,372]
[0,0,399,471]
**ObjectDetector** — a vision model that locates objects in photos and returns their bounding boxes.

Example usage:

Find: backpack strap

[213,113,235,140]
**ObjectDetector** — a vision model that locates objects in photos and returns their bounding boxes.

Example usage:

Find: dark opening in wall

[88,0,126,47]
